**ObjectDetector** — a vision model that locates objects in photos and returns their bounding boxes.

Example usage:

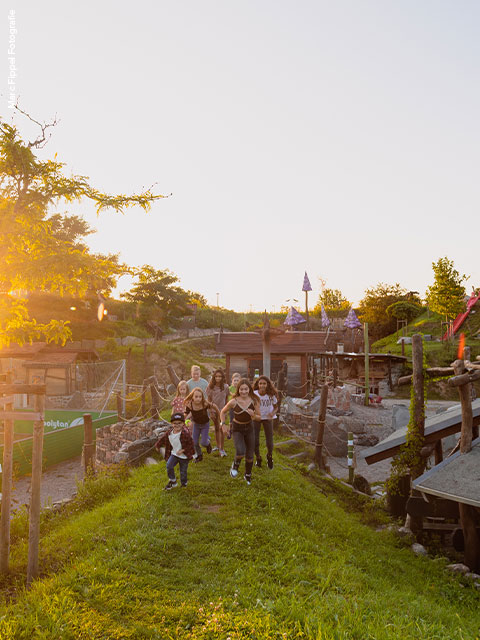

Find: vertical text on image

[7,9,17,109]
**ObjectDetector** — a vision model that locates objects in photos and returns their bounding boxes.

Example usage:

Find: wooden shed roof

[363,399,480,465]
[24,352,78,367]
[413,438,480,508]
[217,331,348,355]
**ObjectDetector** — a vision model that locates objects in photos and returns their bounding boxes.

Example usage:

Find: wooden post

[116,392,123,419]
[314,384,328,469]
[411,334,425,478]
[0,372,13,574]
[262,323,271,379]
[452,359,473,454]
[364,323,370,406]
[141,382,146,417]
[434,440,443,464]
[305,290,309,331]
[459,503,480,571]
[83,414,94,474]
[150,379,160,419]
[26,392,45,585]
[333,358,338,389]
[348,431,354,484]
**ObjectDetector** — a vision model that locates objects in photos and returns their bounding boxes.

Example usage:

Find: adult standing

[187,365,209,396]
[220,379,260,485]
[206,369,230,457]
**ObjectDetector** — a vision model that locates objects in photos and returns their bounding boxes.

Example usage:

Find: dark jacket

[155,426,195,461]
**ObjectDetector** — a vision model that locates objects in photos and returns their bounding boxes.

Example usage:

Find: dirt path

[10,457,84,515]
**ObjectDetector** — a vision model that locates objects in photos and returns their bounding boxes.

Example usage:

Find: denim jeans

[254,419,274,459]
[232,422,255,460]
[166,454,189,485]
[192,421,210,457]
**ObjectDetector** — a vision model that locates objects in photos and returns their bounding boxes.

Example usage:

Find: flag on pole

[321,304,330,328]
[302,271,312,292]
[344,307,362,329]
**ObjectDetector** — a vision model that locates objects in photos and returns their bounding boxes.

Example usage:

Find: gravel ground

[327,398,459,485]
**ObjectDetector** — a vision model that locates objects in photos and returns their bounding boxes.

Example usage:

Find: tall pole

[122,359,126,417]
[364,323,370,406]
[27,391,45,585]
[305,290,309,330]
[0,372,13,574]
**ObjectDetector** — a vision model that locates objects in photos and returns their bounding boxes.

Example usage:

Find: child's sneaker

[181,482,188,487]
[206,443,212,454]
[164,480,178,490]
[244,473,252,485]
[230,463,239,478]
[220,449,227,457]
[194,455,203,463]
[267,456,274,470]
[255,458,262,468]
[212,446,219,452]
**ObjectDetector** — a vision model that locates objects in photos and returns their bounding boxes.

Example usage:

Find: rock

[354,433,379,447]
[397,526,414,541]
[114,451,129,463]
[397,336,412,345]
[466,572,480,581]
[392,404,410,431]
[411,543,428,556]
[446,563,470,575]
[144,457,158,465]
[352,474,371,495]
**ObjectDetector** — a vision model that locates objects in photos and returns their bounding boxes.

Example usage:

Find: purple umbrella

[302,271,312,292]
[344,307,362,329]
[284,306,306,326]
[321,304,330,328]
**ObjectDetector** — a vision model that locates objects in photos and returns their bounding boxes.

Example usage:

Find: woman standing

[220,379,260,485]
[206,369,230,457]
[253,375,278,469]
[184,388,215,462]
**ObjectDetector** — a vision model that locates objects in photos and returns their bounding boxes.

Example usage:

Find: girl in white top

[253,375,278,469]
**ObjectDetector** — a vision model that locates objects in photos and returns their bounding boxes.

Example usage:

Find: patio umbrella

[284,306,305,327]
[302,272,312,329]
[320,304,330,328]
[344,307,362,351]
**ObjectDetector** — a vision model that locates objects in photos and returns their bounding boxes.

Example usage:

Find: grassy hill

[0,443,478,639]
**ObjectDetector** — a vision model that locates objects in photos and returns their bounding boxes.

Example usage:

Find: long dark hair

[253,375,278,398]
[207,368,227,390]
[233,378,258,405]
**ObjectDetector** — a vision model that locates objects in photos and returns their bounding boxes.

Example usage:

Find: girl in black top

[220,378,260,485]
[184,388,217,462]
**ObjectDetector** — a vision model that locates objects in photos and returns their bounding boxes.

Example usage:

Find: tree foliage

[122,265,204,334]
[386,301,423,322]
[313,288,350,312]
[358,283,419,339]
[0,114,164,346]
[425,257,468,320]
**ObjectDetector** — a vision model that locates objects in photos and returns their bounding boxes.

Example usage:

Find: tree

[426,257,468,320]
[386,301,423,323]
[122,265,202,336]
[313,288,350,313]
[358,283,417,339]
[0,113,164,346]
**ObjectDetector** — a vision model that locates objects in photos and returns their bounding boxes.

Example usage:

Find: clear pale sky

[2,1,479,311]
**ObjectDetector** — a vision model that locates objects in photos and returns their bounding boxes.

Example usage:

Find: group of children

[155,365,279,490]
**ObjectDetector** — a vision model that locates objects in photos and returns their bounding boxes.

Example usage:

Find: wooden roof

[413,438,480,508]
[333,353,406,362]
[24,352,78,367]
[216,331,349,355]
[0,341,98,362]
[363,399,480,465]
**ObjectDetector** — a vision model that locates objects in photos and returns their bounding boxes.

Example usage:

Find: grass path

[0,441,478,639]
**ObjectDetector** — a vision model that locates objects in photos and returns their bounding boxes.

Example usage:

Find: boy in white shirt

[155,413,195,489]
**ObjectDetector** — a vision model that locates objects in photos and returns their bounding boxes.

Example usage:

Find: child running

[206,369,230,457]
[155,412,195,490]
[171,380,189,415]
[184,388,216,462]
[220,378,260,485]
[186,365,209,396]
[253,375,278,469]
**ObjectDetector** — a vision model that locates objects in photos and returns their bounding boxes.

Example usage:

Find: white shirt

[254,391,277,420]
[169,431,187,459]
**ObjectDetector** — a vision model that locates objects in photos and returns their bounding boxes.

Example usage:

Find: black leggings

[232,422,254,460]
[254,420,274,459]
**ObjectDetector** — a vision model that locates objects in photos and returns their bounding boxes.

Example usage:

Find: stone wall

[96,418,170,465]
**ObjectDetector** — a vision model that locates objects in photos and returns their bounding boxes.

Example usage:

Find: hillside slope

[0,445,478,639]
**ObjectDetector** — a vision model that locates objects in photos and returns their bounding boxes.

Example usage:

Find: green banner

[13,410,116,435]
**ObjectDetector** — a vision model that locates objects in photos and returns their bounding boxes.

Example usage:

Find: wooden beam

[448,369,480,387]
[26,393,45,586]
[0,411,43,421]
[0,373,13,574]
[0,384,46,395]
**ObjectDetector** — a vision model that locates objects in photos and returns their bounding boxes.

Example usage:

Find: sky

[2,1,479,311]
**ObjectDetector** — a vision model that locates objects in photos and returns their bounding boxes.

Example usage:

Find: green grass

[0,443,479,639]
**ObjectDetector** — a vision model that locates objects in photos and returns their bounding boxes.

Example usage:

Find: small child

[171,380,189,415]
[155,413,195,490]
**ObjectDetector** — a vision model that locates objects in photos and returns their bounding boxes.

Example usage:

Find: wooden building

[216,330,362,396]
[0,341,99,399]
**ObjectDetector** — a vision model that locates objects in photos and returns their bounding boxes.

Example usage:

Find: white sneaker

[212,446,219,452]
[220,449,227,457]
[230,464,239,478]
